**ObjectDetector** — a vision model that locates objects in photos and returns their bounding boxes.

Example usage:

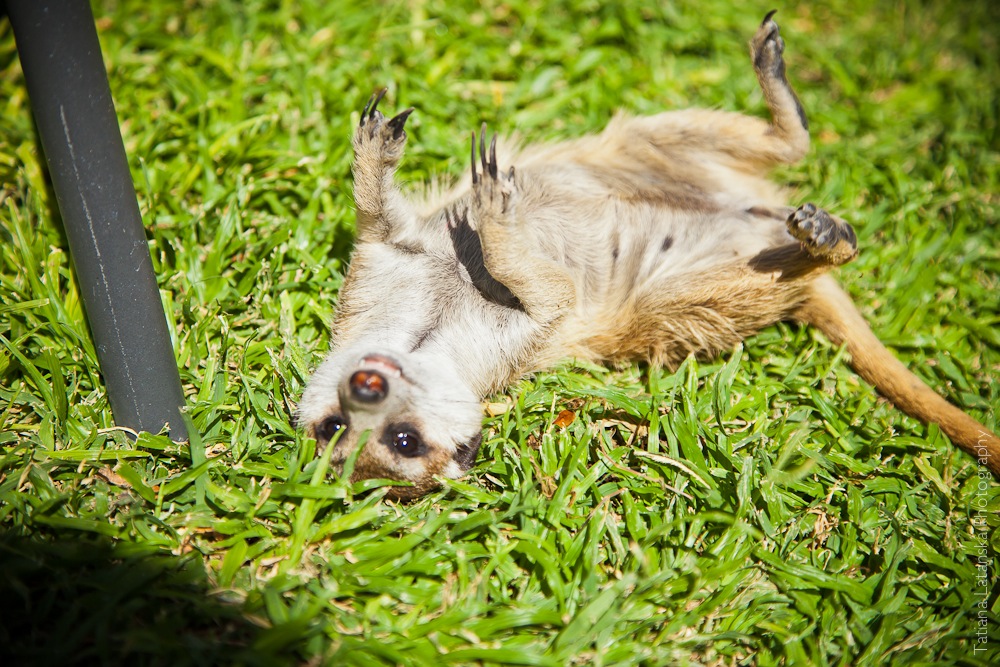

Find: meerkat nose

[349,369,389,403]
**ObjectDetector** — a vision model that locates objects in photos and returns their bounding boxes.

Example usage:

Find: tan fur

[298,13,1000,499]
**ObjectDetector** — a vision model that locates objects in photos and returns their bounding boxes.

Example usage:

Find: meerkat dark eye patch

[383,423,425,458]
[316,415,347,444]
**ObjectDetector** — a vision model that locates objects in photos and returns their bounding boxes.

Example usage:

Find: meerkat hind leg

[749,10,810,163]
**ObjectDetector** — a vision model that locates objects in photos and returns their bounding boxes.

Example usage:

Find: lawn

[1,0,998,665]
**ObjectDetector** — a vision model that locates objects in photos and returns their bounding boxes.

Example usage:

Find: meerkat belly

[513,155,793,311]
[555,203,799,365]
[566,203,788,311]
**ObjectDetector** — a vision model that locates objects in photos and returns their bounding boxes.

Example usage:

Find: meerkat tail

[797,274,1000,477]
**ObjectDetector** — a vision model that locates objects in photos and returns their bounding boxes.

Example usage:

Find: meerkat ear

[452,431,483,472]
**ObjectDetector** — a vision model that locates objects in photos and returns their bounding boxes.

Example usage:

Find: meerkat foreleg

[468,126,575,328]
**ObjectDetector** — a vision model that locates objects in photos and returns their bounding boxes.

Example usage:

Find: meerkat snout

[342,354,402,407]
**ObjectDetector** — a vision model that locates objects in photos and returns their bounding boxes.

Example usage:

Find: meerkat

[297,12,1000,499]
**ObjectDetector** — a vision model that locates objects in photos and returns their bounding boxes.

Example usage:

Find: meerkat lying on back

[298,12,1000,499]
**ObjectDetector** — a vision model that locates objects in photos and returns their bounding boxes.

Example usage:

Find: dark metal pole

[7,1,188,440]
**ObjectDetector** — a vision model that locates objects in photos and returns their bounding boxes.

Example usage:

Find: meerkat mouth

[357,354,403,378]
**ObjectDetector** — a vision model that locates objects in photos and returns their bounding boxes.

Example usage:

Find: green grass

[1,0,998,664]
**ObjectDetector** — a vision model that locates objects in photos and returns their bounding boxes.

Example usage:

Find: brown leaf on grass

[95,466,132,489]
[554,410,575,428]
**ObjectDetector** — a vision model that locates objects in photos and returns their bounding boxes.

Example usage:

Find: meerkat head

[297,345,484,500]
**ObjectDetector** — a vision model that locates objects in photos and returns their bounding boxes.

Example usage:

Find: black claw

[387,107,414,139]
[361,88,388,126]
[372,88,387,113]
[479,123,488,179]
[470,131,479,185]
[842,222,857,249]
[361,92,376,125]
[762,9,777,26]
[471,125,507,186]
[488,134,498,179]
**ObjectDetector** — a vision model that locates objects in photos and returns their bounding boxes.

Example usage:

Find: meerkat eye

[316,415,347,443]
[387,426,424,458]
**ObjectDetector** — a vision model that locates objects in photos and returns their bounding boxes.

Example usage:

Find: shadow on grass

[0,531,293,667]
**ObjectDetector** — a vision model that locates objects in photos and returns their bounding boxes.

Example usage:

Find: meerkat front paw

[750,10,787,81]
[470,124,516,225]
[353,88,414,166]
[787,203,858,266]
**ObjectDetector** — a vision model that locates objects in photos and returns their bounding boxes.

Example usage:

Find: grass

[1,0,998,664]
